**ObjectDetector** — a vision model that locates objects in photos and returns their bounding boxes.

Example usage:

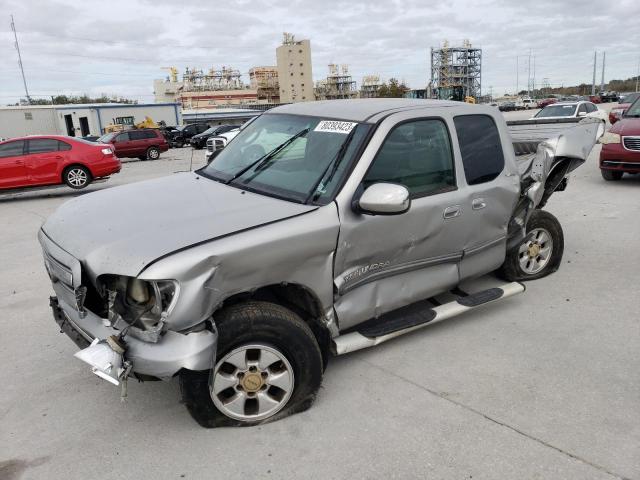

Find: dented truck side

[39,99,602,427]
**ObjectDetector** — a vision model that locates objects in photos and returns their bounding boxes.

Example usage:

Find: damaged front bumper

[50,295,216,380]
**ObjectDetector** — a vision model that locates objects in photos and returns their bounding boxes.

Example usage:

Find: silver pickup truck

[39,99,602,427]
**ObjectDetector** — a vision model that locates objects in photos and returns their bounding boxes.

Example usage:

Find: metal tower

[430,39,482,100]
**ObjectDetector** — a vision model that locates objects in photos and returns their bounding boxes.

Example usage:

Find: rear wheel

[180,301,323,428]
[498,209,564,281]
[601,169,623,181]
[63,165,92,189]
[146,146,160,160]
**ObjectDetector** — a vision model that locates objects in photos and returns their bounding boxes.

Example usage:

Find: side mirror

[578,111,587,117]
[357,183,411,215]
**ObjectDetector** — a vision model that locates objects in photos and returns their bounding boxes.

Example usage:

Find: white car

[531,101,608,123]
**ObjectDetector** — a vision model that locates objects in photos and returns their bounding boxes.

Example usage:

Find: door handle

[15,160,24,165]
[55,155,63,159]
[443,205,461,219]
[472,198,487,210]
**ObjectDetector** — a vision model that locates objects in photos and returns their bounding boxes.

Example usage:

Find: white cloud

[1,0,638,103]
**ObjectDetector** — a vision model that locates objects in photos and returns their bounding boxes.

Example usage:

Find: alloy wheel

[210,344,294,422]
[518,228,554,274]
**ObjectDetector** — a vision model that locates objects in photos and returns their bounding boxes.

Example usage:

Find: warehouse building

[0,103,181,139]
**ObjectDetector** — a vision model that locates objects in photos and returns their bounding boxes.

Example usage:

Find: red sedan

[0,135,121,190]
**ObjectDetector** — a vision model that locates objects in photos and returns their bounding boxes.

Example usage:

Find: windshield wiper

[306,128,357,203]
[226,127,310,184]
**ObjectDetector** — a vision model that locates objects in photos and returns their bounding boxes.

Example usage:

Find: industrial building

[0,103,181,139]
[430,40,482,101]
[276,33,314,103]
[315,64,359,100]
[360,75,382,98]
[249,66,280,103]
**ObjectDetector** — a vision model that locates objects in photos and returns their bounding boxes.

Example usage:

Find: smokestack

[592,51,597,96]
[600,51,606,93]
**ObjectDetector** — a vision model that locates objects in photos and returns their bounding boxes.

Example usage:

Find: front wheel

[498,209,564,281]
[601,169,623,181]
[180,301,323,428]
[63,165,92,189]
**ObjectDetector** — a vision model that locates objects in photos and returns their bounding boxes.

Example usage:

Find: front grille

[206,138,214,153]
[213,139,225,151]
[623,136,640,151]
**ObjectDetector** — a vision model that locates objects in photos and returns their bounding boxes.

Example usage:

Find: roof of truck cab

[268,99,477,123]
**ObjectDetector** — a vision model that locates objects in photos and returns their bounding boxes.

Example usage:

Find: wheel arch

[214,283,332,368]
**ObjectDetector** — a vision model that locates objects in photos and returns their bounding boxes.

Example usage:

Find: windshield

[201,127,217,135]
[625,97,640,117]
[623,93,640,107]
[98,132,117,143]
[535,104,577,118]
[199,113,370,204]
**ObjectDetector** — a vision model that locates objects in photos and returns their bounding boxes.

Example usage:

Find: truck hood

[42,172,317,277]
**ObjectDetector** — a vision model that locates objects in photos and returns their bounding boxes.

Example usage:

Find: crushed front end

[40,229,217,389]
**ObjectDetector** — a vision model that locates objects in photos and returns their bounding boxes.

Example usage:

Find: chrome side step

[333,281,525,356]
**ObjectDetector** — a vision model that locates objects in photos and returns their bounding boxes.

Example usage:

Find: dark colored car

[599,91,619,103]
[164,123,210,148]
[99,129,169,160]
[0,135,120,190]
[609,92,640,124]
[599,97,640,180]
[499,102,516,112]
[189,125,238,149]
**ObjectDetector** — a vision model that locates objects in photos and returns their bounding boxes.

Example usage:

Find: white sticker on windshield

[314,120,358,134]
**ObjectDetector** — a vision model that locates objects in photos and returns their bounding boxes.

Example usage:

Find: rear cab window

[453,115,505,185]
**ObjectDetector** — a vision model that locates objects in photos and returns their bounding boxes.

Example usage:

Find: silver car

[40,99,602,427]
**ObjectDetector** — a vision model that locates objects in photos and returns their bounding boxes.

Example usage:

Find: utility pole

[532,55,536,97]
[636,56,639,92]
[516,56,519,96]
[10,14,31,104]
[591,51,597,96]
[527,49,532,97]
[600,51,606,93]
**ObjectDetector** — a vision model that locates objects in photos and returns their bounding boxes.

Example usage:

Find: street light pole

[10,14,31,104]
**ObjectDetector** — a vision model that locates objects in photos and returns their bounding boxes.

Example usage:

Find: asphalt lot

[1,107,639,480]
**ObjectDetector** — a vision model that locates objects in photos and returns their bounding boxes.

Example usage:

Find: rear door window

[0,140,25,158]
[129,131,147,141]
[453,115,505,185]
[28,138,60,154]
[58,141,72,151]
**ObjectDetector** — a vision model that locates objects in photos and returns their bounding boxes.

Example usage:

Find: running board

[333,281,525,355]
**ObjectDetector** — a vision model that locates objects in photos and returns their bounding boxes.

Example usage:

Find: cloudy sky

[1,0,638,104]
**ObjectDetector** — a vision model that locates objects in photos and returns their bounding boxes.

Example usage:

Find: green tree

[376,78,409,98]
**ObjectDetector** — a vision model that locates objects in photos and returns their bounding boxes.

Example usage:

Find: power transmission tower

[10,14,31,104]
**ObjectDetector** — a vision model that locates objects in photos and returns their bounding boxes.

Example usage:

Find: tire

[601,169,623,181]
[498,209,564,281]
[146,146,160,160]
[63,165,92,189]
[180,301,323,428]
[174,139,184,148]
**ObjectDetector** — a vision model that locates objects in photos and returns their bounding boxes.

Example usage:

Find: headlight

[598,132,621,144]
[99,275,179,336]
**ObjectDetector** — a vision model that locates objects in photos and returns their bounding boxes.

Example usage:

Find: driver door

[333,113,468,330]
